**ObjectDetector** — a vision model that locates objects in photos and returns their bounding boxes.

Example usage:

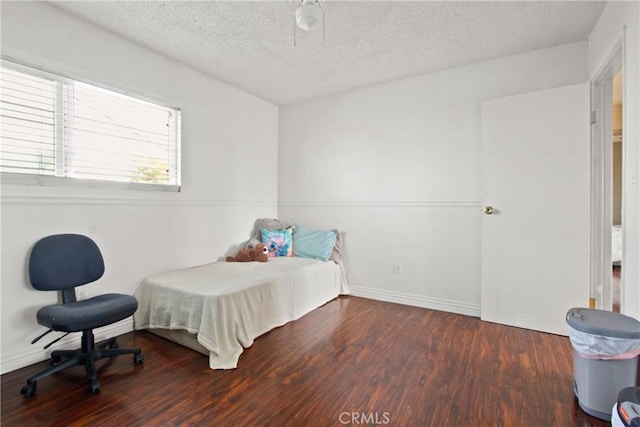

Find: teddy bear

[225,242,269,262]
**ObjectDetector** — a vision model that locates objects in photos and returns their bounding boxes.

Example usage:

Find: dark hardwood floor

[2,296,609,426]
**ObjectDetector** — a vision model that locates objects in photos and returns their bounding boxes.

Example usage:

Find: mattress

[134,257,348,369]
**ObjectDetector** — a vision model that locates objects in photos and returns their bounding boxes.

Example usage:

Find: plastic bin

[566,308,640,421]
[612,387,640,427]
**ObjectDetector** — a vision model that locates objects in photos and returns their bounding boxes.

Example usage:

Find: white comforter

[612,225,622,263]
[134,257,347,369]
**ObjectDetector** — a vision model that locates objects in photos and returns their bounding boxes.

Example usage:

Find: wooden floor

[2,296,610,426]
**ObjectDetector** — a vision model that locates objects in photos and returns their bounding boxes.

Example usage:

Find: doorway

[590,41,624,313]
[612,69,623,312]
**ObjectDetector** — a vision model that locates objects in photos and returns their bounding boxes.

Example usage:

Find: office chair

[21,234,143,397]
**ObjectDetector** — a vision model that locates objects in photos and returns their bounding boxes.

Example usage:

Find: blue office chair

[21,234,143,397]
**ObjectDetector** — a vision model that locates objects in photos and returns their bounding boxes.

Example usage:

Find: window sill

[0,173,180,193]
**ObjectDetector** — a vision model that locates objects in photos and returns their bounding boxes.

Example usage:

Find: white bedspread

[612,225,622,263]
[134,257,348,369]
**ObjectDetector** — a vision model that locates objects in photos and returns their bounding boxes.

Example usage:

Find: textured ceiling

[51,1,607,106]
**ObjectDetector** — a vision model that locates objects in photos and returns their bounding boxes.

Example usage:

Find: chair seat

[36,294,138,332]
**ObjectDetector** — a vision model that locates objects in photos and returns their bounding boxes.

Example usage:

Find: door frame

[590,38,624,311]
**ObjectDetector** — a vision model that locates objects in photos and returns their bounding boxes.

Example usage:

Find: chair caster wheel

[51,355,61,365]
[108,341,119,349]
[89,380,101,394]
[21,383,36,397]
[134,354,144,364]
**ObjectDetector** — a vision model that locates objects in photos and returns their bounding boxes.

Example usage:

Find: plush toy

[226,243,269,262]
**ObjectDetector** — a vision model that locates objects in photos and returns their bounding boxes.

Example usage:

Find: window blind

[0,67,57,176]
[0,60,181,189]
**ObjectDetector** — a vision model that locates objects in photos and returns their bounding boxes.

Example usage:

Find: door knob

[483,206,494,215]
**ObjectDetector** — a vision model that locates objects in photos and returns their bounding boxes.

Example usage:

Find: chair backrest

[29,234,105,291]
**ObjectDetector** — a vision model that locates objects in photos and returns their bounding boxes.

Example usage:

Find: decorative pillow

[329,229,343,264]
[261,228,293,257]
[246,218,296,249]
[292,227,337,262]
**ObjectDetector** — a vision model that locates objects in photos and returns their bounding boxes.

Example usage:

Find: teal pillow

[261,228,293,257]
[292,228,337,261]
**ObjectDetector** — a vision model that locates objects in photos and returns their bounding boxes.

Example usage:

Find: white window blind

[0,60,181,190]
[0,67,57,176]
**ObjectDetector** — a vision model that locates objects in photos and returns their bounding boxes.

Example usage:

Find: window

[0,59,181,190]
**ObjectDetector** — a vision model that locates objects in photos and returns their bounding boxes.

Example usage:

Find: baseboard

[349,286,480,318]
[0,319,134,375]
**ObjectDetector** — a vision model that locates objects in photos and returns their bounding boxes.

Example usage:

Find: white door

[480,83,591,336]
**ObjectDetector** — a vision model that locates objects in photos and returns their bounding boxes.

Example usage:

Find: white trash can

[566,308,640,420]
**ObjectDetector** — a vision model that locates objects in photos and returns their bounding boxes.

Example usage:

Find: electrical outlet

[77,289,89,301]
[392,263,402,275]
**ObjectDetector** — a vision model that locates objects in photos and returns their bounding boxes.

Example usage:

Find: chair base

[21,330,143,397]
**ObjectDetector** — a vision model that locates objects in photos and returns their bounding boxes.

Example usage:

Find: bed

[134,256,349,369]
[612,224,622,265]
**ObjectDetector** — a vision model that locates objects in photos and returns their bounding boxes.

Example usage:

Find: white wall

[279,43,589,316]
[0,2,279,373]
[587,1,640,318]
